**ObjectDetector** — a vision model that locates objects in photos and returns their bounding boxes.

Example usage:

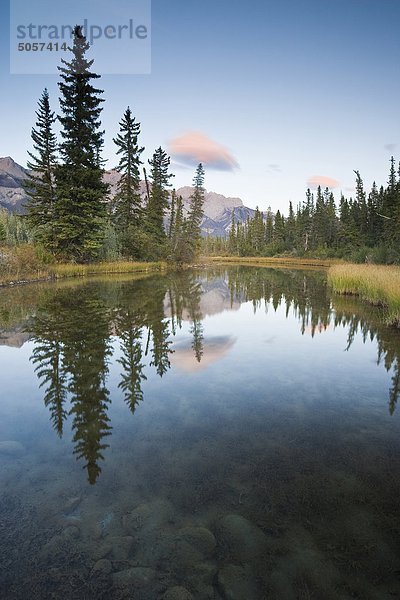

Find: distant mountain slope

[0,157,30,213]
[0,157,270,237]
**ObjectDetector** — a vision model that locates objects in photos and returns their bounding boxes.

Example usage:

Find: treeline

[23,26,204,264]
[0,210,31,246]
[212,160,400,263]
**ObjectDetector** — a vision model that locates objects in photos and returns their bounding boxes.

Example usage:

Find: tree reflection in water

[28,268,400,483]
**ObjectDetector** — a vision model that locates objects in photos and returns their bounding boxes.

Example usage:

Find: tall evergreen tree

[228,210,237,254]
[171,194,187,263]
[55,26,108,261]
[113,106,144,238]
[185,163,206,259]
[273,210,285,249]
[24,89,58,249]
[145,147,174,245]
[168,189,177,239]
[285,201,296,250]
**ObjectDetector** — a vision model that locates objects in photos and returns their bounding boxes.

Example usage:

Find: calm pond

[0,266,400,600]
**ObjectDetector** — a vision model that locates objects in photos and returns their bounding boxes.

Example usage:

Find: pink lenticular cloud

[168,131,239,171]
[307,175,341,190]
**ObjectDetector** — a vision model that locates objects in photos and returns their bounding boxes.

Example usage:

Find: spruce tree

[146,147,174,246]
[265,212,274,246]
[168,189,177,239]
[285,201,296,250]
[186,163,205,259]
[273,210,285,250]
[24,88,58,249]
[171,194,187,263]
[55,26,108,261]
[228,210,236,254]
[113,106,144,241]
[382,156,400,255]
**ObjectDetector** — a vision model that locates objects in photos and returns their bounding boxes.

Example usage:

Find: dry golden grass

[0,245,166,286]
[205,256,337,267]
[50,260,165,279]
[328,263,400,326]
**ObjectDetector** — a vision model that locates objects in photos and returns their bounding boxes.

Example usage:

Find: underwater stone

[163,586,194,600]
[110,535,135,560]
[113,566,156,587]
[184,561,218,589]
[217,564,260,600]
[92,558,112,576]
[123,499,174,535]
[178,527,217,556]
[216,514,267,562]
[91,541,113,561]
[62,525,80,539]
[0,440,25,456]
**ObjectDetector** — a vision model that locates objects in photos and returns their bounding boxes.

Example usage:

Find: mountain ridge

[0,157,269,237]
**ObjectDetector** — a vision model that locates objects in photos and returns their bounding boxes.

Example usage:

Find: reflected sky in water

[0,267,399,485]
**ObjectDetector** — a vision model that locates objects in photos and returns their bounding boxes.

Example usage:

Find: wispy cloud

[168,131,239,171]
[384,143,397,152]
[307,175,340,190]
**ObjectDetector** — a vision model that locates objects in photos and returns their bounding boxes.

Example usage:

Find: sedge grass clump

[206,256,337,267]
[50,260,165,279]
[328,263,400,327]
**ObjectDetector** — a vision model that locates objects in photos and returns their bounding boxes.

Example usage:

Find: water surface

[0,266,400,599]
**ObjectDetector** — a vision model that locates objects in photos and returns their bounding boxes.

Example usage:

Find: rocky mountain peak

[0,156,268,236]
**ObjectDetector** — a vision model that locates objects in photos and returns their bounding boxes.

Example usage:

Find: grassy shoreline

[0,251,341,288]
[328,263,400,327]
[2,247,400,330]
[205,256,338,267]
[0,255,166,287]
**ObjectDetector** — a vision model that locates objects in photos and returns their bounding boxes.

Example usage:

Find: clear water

[0,266,400,600]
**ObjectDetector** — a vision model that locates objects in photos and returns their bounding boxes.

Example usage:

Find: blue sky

[1,0,400,212]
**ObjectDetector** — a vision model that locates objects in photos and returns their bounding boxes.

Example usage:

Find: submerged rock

[215,514,267,562]
[122,499,174,535]
[178,527,217,556]
[217,564,260,600]
[163,586,194,600]
[92,558,112,576]
[62,525,80,540]
[113,566,156,587]
[184,562,219,598]
[0,440,25,456]
[91,540,113,561]
[109,535,135,560]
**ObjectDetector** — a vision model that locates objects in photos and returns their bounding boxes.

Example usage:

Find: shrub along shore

[328,263,400,327]
[0,245,165,286]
